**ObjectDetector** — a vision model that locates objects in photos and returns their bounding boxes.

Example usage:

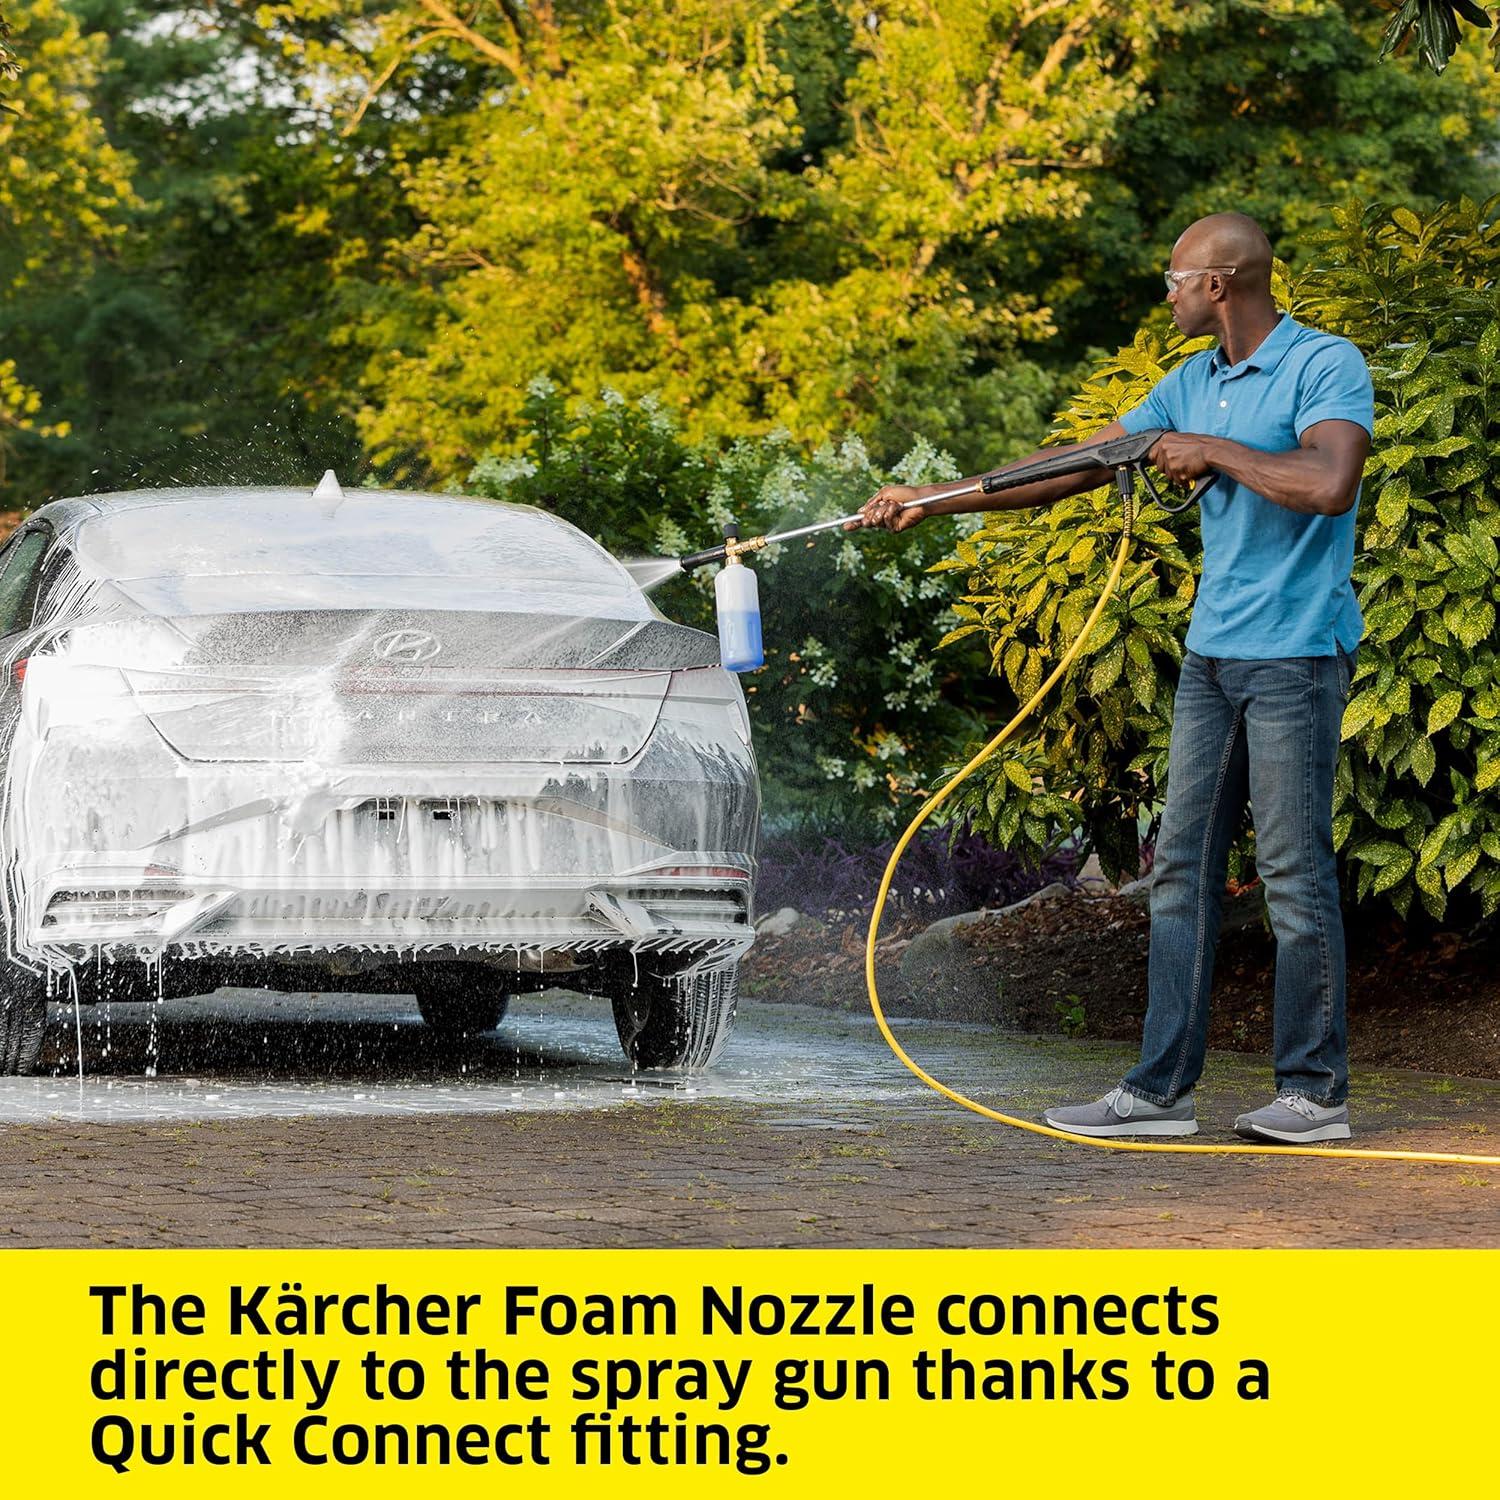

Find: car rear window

[71,490,650,619]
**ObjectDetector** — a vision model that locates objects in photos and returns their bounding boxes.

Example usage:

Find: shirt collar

[1209,313,1299,379]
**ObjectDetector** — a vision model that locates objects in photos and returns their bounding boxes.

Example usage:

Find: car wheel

[414,981,511,1037]
[610,963,738,1072]
[0,960,49,1075]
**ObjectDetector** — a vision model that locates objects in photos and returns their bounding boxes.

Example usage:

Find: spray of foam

[622,557,685,592]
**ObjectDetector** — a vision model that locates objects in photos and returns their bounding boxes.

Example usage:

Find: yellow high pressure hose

[864,494,1500,1167]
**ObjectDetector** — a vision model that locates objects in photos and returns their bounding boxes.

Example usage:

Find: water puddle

[0,988,916,1125]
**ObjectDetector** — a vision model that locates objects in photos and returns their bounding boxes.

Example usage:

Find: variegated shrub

[942,199,1500,919]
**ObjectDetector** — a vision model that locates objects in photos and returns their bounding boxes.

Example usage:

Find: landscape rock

[995,881,1071,916]
[756,906,814,937]
[896,882,1072,1022]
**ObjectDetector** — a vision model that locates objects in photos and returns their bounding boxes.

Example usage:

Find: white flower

[468,453,539,491]
[890,436,961,486]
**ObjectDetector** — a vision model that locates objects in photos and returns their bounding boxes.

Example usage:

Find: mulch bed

[742,890,1500,1080]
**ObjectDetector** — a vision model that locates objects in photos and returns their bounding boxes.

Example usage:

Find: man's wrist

[1199,436,1234,470]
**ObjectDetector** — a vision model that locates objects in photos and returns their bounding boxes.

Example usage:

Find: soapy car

[0,484,757,1074]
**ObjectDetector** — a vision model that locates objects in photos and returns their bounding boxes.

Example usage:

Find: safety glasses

[1164,266,1237,293]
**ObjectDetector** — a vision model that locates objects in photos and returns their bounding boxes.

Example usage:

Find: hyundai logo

[372,629,442,663]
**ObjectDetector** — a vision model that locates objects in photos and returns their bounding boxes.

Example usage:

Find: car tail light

[43,887,197,928]
[13,658,26,686]
[647,865,750,881]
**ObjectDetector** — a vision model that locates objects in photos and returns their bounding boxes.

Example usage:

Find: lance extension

[675,427,1216,573]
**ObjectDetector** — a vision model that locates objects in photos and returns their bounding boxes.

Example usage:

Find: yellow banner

[2,1250,1491,1492]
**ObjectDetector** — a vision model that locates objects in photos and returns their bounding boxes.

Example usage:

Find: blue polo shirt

[1119,314,1373,659]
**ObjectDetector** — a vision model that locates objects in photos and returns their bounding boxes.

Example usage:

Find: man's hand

[1149,432,1214,485]
[845,483,928,532]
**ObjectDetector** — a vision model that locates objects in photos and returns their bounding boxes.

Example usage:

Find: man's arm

[851,421,1131,533]
[1151,419,1369,517]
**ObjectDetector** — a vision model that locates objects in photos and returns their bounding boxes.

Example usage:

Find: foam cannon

[676,428,1215,673]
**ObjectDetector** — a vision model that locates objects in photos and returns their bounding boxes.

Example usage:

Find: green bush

[941,198,1500,920]
[466,379,1036,828]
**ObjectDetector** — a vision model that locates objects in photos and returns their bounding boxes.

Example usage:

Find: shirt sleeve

[1118,362,1185,435]
[1295,338,1374,438]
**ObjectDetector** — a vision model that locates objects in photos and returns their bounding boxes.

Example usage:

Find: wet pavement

[1,988,1498,1247]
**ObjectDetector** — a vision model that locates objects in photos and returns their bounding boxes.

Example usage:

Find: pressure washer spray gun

[676,427,1216,673]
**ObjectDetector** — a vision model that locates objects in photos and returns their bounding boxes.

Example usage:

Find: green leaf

[1409,736,1437,786]
[1125,648,1155,710]
[1356,840,1410,867]
[1067,536,1096,568]
[1420,814,1459,869]
[1375,483,1410,529]
[1445,843,1481,890]
[1397,393,1442,434]
[1342,692,1382,739]
[938,624,982,648]
[1428,690,1464,734]
[1003,761,1032,793]
[1455,600,1496,650]
[1086,640,1125,697]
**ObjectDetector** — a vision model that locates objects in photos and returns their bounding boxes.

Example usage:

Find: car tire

[0,961,49,1075]
[414,982,511,1037]
[610,963,738,1072]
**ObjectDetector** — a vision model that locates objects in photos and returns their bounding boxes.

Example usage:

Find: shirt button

[1219,399,1228,408]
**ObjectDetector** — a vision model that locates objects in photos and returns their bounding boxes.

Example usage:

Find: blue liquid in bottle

[715,558,764,672]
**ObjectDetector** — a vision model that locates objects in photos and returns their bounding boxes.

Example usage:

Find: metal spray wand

[675,428,1213,573]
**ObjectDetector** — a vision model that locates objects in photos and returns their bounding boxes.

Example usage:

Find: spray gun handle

[1148,469,1217,514]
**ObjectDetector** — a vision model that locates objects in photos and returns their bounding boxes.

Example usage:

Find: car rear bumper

[26,868,754,967]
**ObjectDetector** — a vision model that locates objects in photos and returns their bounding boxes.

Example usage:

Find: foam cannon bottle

[712,523,763,673]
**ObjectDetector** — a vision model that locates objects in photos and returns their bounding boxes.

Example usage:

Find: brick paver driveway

[1,990,1496,1247]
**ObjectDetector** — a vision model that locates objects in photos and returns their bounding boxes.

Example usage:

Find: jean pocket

[1335,646,1357,699]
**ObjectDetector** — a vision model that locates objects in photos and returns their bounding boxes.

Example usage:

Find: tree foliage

[1,7,19,111]
[3,2,1499,506]
[1378,0,1498,73]
[943,201,1500,921]
[0,1,376,504]
[0,0,135,484]
[237,1,1500,488]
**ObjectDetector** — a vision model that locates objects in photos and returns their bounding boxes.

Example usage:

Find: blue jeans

[1122,649,1355,1107]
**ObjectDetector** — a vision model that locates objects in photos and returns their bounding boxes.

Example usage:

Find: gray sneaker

[1234,1094,1351,1143]
[1044,1086,1198,1137]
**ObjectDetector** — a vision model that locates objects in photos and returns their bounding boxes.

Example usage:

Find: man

[855,213,1373,1142]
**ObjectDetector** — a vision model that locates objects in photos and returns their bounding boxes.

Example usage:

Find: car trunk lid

[65,610,718,765]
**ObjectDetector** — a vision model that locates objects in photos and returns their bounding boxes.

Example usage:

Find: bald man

[856,213,1373,1143]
